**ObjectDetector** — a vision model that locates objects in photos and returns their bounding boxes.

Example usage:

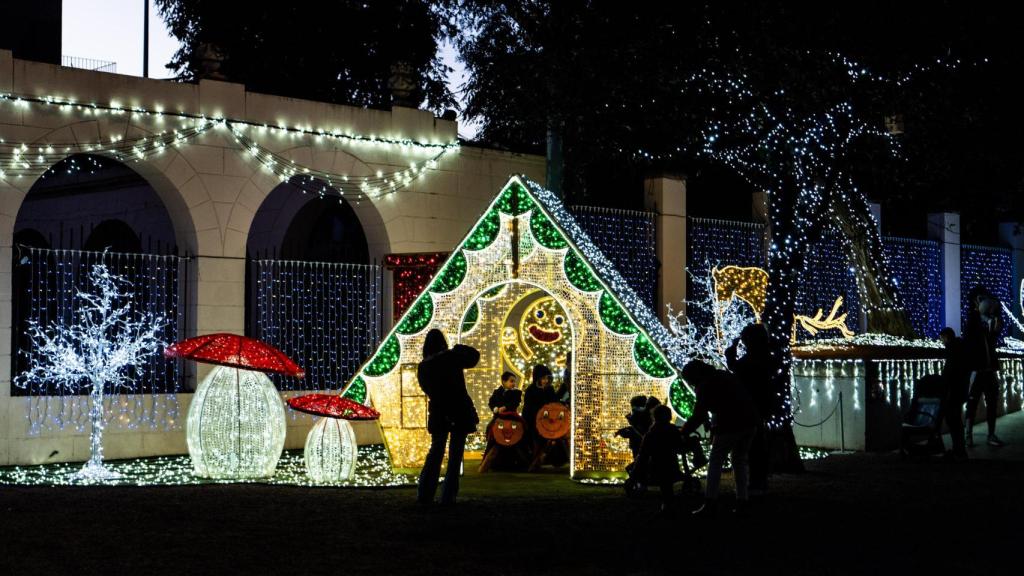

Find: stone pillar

[643,174,686,325]
[999,222,1024,336]
[928,212,961,335]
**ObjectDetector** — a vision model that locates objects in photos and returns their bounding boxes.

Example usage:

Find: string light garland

[1,92,459,200]
[227,123,452,201]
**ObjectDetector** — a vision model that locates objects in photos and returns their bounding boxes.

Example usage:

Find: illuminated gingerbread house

[340,176,693,478]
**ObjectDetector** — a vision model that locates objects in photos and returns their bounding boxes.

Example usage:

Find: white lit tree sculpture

[14,262,166,480]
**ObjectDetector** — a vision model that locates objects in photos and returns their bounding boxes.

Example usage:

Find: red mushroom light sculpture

[288,394,380,482]
[166,333,303,479]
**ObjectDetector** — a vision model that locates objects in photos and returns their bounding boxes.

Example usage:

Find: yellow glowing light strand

[792,296,856,343]
[712,265,768,321]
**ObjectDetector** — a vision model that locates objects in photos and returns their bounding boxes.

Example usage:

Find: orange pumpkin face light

[536,402,570,439]
[490,413,525,446]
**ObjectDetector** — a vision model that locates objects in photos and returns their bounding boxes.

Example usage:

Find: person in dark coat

[963,288,1005,447]
[479,372,526,472]
[634,404,685,512]
[522,364,556,437]
[940,327,970,458]
[726,323,774,492]
[522,364,559,471]
[416,329,480,505]
[488,371,522,414]
[680,360,760,517]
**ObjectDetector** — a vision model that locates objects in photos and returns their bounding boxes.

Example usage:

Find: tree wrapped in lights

[696,69,913,432]
[14,262,166,480]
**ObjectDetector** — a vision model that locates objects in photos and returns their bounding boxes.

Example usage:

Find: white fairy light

[186,366,287,479]
[13,260,166,481]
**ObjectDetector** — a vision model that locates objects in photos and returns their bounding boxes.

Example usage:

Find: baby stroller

[623,431,707,498]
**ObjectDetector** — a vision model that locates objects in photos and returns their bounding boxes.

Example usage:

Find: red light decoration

[164,333,305,377]
[385,252,448,322]
[287,394,381,420]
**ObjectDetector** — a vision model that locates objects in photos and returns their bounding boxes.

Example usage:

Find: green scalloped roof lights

[465,209,501,251]
[633,333,673,378]
[342,376,368,404]
[496,182,535,216]
[599,291,638,335]
[430,251,467,293]
[396,295,433,335]
[669,379,695,419]
[564,251,602,293]
[364,335,400,377]
[461,301,480,333]
[530,208,568,250]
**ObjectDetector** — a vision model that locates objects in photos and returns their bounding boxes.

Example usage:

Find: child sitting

[616,395,652,462]
[634,404,685,513]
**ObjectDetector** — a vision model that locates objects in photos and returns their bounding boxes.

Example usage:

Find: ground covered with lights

[2,415,1023,575]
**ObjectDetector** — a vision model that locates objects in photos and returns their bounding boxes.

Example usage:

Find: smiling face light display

[501,294,572,385]
[490,413,526,446]
[536,402,571,439]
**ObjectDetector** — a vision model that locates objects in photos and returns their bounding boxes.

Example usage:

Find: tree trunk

[74,381,121,480]
[830,193,915,337]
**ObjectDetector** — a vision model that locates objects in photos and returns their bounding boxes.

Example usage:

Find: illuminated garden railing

[569,205,657,311]
[12,246,187,433]
[791,353,1024,451]
[883,236,943,338]
[250,258,384,392]
[961,243,1013,340]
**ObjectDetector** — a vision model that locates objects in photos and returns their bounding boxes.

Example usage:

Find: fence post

[643,174,686,325]
[999,222,1024,337]
[928,212,961,335]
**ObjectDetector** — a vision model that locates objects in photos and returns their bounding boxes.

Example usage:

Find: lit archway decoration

[338,176,689,477]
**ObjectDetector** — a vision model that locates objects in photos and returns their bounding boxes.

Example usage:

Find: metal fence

[250,258,384,391]
[569,205,658,311]
[61,55,117,73]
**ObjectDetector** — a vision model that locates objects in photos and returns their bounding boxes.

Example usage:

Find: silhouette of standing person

[964,288,1006,447]
[726,323,774,493]
[680,360,759,517]
[416,329,480,505]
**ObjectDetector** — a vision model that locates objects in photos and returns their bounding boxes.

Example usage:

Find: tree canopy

[156,0,456,111]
